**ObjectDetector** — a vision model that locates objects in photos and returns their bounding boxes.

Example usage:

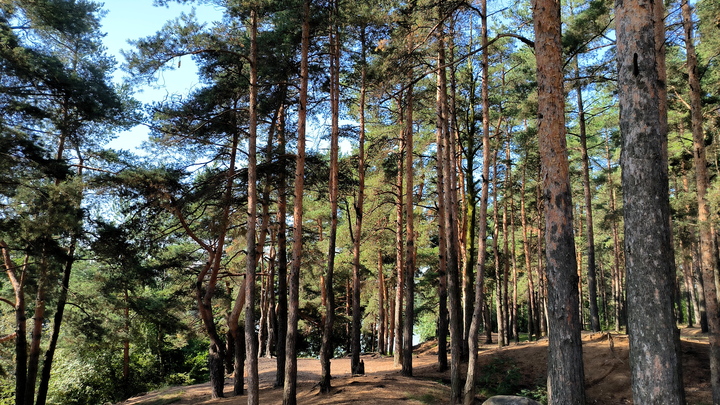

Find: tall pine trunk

[616,0,684,402]
[275,99,289,387]
[575,59,600,332]
[492,152,504,348]
[463,0,492,398]
[378,250,386,355]
[351,25,368,376]
[244,10,260,404]
[283,1,310,402]
[393,107,405,367]
[532,0,586,401]
[402,86,415,377]
[520,161,536,340]
[682,1,720,400]
[435,23,450,373]
[319,7,340,391]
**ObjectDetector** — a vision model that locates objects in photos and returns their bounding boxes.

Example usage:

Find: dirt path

[121,328,712,405]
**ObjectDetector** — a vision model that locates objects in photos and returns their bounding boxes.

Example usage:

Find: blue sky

[99,1,352,156]
[100,1,223,151]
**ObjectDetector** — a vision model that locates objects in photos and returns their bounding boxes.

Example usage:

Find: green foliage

[518,386,548,405]
[134,393,184,405]
[477,357,522,396]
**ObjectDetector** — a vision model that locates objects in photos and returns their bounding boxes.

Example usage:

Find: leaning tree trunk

[532,0,586,402]
[616,0,685,403]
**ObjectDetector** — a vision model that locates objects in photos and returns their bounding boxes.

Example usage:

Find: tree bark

[435,23,450,374]
[492,152,505,348]
[463,0,492,398]
[604,133,625,332]
[351,24,368,376]
[2,244,28,405]
[402,86,415,377]
[616,0,684,402]
[275,98,289,388]
[575,59,600,332]
[521,161,536,340]
[36,232,77,405]
[681,1,720,401]
[393,108,405,367]
[378,250,386,355]
[532,0,586,402]
[244,10,260,404]
[319,7,340,391]
[283,1,309,402]
[505,138,519,343]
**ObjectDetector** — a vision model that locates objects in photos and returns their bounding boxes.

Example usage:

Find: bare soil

[120,327,711,405]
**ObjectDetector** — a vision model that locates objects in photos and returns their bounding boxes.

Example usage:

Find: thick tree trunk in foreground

[532,0,586,402]
[616,0,684,403]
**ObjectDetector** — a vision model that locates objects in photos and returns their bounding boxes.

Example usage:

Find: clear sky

[100,1,223,151]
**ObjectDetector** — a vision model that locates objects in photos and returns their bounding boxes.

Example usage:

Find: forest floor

[119,327,711,405]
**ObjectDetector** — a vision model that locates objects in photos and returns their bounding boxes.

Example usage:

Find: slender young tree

[532,0,586,402]
[616,0,685,402]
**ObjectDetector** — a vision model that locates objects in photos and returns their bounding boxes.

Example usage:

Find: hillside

[120,328,711,405]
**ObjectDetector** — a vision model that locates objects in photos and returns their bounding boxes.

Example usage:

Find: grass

[408,388,445,404]
[135,392,184,405]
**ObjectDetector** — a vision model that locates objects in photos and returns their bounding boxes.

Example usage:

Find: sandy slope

[120,328,711,405]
